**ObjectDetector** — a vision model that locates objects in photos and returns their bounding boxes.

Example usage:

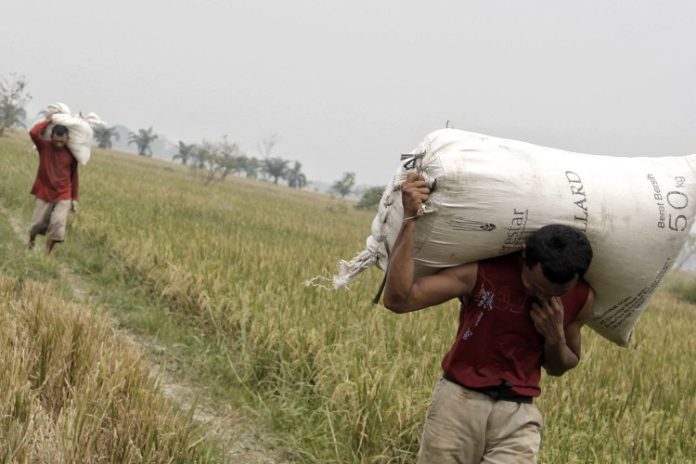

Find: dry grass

[0,275,220,463]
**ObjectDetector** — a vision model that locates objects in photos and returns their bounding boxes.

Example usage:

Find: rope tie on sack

[311,146,436,292]
[401,151,426,171]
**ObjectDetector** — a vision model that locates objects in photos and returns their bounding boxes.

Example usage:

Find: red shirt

[441,254,590,397]
[29,120,79,202]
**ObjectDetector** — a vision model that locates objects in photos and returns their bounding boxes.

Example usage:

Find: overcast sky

[3,0,695,185]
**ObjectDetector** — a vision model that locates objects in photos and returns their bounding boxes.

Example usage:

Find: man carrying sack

[383,172,594,463]
[28,116,79,255]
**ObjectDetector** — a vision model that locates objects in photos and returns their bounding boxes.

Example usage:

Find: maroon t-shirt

[29,120,79,202]
[441,254,590,397]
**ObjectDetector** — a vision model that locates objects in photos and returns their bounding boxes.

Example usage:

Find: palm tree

[128,127,158,156]
[93,126,120,149]
[286,161,307,189]
[262,157,289,184]
[173,141,196,165]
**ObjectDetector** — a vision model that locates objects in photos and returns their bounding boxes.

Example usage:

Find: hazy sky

[3,0,695,185]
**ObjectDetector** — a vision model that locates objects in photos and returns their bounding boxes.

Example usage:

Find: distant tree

[257,132,280,158]
[286,161,307,189]
[257,133,282,182]
[239,156,261,179]
[93,125,120,149]
[356,185,385,210]
[0,74,31,137]
[173,141,197,166]
[191,141,220,184]
[331,172,356,198]
[235,155,249,176]
[189,145,205,171]
[263,157,290,184]
[216,136,241,180]
[128,126,158,156]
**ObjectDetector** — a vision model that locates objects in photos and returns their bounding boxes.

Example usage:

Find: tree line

[95,125,368,198]
[95,126,309,189]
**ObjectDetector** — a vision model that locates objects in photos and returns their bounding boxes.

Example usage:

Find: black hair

[524,224,593,284]
[51,125,69,136]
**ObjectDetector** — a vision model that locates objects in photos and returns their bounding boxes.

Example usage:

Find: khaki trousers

[418,377,543,464]
[30,198,71,242]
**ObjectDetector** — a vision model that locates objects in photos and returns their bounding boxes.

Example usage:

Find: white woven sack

[39,102,104,166]
[335,129,696,346]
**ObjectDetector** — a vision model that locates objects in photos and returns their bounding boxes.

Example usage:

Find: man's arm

[29,119,50,149]
[382,172,478,314]
[531,289,595,376]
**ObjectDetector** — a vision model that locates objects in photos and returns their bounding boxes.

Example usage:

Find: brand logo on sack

[448,218,496,232]
[501,208,528,252]
[565,171,588,232]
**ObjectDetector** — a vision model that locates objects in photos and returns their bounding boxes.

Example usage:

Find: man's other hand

[530,297,566,345]
[71,200,79,214]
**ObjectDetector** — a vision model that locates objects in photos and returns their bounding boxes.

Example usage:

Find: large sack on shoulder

[39,102,104,166]
[334,129,696,346]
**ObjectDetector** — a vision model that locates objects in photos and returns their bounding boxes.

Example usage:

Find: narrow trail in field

[0,205,286,463]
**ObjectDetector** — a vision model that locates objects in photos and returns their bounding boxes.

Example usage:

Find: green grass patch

[662,270,696,304]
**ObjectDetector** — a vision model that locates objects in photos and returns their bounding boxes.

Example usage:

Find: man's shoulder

[563,279,593,314]
[569,278,591,298]
[477,252,522,274]
[442,261,478,280]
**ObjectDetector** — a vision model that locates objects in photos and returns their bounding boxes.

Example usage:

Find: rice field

[1,130,695,463]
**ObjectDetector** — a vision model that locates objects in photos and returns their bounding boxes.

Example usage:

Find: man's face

[520,262,578,303]
[51,132,68,149]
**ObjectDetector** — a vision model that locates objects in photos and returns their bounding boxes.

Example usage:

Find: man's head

[521,225,593,301]
[50,125,69,149]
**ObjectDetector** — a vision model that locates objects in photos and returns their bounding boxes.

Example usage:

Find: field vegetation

[1,130,695,463]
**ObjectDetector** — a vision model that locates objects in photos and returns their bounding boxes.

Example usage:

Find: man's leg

[28,198,53,249]
[46,239,58,255]
[481,401,543,464]
[45,200,71,255]
[418,377,491,464]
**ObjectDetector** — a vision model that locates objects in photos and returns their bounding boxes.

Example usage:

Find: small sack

[333,129,696,346]
[39,102,104,166]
